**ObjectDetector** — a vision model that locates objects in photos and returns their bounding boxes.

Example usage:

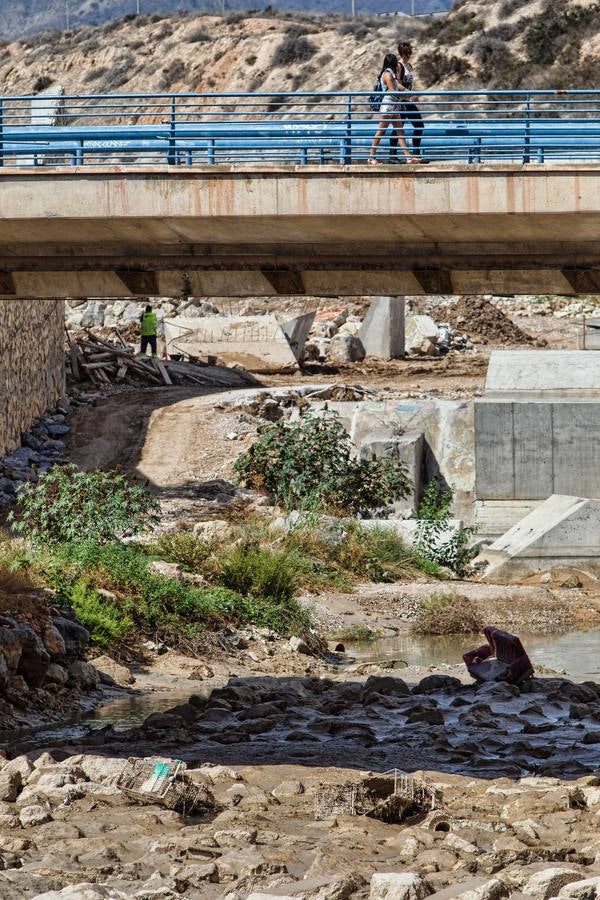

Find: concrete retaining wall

[0,299,65,456]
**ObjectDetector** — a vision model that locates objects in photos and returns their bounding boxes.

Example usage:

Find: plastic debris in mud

[117,757,217,815]
[314,768,442,824]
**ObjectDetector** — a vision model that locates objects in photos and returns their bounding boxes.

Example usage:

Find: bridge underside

[1,165,600,298]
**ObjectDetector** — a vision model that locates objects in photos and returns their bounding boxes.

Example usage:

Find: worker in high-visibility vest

[139,304,158,358]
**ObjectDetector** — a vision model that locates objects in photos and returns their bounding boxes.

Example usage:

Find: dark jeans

[389,102,424,156]
[140,334,157,356]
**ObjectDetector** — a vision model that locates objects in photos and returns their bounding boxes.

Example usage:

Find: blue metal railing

[0,90,599,167]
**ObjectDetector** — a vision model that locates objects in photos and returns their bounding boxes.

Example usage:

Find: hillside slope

[1,1,452,40]
[0,0,598,101]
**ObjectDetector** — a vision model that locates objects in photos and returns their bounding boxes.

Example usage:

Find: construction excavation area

[0,289,600,900]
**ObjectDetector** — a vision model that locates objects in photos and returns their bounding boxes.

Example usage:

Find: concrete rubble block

[359,432,424,511]
[523,868,582,900]
[164,315,299,374]
[370,872,432,900]
[359,296,405,360]
[405,315,439,356]
[281,311,316,361]
[360,517,464,551]
[479,495,600,580]
[485,350,600,399]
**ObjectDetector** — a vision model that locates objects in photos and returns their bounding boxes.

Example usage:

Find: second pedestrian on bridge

[368,53,420,166]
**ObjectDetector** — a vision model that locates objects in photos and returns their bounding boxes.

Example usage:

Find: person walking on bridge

[368,54,419,165]
[139,303,158,358]
[389,41,425,163]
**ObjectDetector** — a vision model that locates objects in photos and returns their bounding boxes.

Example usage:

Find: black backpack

[368,76,384,113]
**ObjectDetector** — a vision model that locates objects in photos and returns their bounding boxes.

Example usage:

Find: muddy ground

[1,309,598,898]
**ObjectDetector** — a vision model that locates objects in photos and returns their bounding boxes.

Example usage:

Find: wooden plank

[153,359,173,386]
[70,344,80,381]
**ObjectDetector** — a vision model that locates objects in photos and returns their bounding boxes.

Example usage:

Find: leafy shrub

[412,592,481,635]
[337,21,369,39]
[160,60,187,89]
[497,0,529,17]
[234,411,411,516]
[332,624,379,643]
[272,32,317,68]
[12,466,160,545]
[152,531,217,573]
[218,544,298,605]
[413,481,478,577]
[418,51,471,87]
[32,75,54,93]
[187,28,211,43]
[69,577,132,648]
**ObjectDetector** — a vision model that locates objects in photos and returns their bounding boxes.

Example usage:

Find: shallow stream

[351,628,600,677]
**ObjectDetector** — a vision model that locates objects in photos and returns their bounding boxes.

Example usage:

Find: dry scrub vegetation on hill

[0,0,599,98]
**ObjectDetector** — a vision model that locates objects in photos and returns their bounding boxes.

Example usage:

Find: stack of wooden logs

[66,330,258,389]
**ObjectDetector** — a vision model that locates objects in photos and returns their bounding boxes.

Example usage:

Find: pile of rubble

[434,296,539,347]
[0,406,73,508]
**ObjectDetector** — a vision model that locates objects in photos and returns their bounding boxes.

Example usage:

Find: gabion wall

[0,299,66,456]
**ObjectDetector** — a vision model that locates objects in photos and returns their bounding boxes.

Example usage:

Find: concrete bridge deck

[1,163,599,298]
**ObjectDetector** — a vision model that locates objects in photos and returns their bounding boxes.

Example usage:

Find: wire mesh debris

[314,769,442,824]
[117,757,217,815]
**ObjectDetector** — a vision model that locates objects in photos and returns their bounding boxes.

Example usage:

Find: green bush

[218,544,298,605]
[413,481,478,577]
[411,592,481,635]
[234,411,411,516]
[69,577,132,648]
[12,465,160,545]
[272,30,317,67]
[151,531,217,573]
[44,540,310,642]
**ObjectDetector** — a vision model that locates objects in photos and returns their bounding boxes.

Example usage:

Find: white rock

[197,765,244,784]
[523,868,582,900]
[2,755,34,783]
[405,315,439,355]
[443,833,479,855]
[0,770,21,802]
[34,886,129,899]
[451,878,509,900]
[370,872,432,900]
[558,877,600,899]
[19,804,52,827]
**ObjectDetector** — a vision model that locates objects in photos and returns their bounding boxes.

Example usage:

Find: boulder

[52,617,89,657]
[68,660,100,690]
[0,770,21,802]
[88,655,135,685]
[19,804,52,827]
[272,780,305,799]
[45,663,69,685]
[327,334,366,364]
[405,316,440,356]
[370,872,432,899]
[2,755,34,782]
[558,877,600,899]
[364,676,411,697]
[413,675,463,694]
[523,868,582,900]
[42,625,66,658]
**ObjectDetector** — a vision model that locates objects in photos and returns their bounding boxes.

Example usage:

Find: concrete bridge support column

[358,296,405,360]
[0,299,65,456]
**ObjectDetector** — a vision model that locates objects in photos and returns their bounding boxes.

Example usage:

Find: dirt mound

[438,297,541,346]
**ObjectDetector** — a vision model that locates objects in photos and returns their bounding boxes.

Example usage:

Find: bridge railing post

[523,94,531,164]
[344,94,353,165]
[167,95,177,165]
[0,98,4,168]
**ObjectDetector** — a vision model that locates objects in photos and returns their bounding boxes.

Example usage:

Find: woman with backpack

[390,41,425,162]
[368,53,420,165]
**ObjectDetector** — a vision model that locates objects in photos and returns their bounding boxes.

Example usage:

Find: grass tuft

[411,592,481,636]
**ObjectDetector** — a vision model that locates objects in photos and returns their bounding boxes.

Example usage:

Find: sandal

[368,156,380,165]
[404,156,421,164]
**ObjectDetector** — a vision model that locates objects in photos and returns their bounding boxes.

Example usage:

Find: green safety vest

[140,312,158,336]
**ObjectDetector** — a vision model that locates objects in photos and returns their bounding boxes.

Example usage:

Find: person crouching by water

[389,40,425,163]
[368,53,420,166]
[139,303,158,358]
